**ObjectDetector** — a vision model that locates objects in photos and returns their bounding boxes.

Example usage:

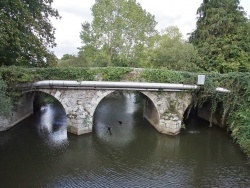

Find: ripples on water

[0,92,249,187]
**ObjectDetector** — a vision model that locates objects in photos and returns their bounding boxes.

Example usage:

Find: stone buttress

[142,91,192,135]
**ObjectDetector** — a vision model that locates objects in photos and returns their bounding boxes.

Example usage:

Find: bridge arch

[21,90,67,120]
[183,98,226,129]
[33,90,68,116]
[92,91,160,133]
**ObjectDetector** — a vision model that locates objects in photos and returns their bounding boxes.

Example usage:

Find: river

[0,92,249,187]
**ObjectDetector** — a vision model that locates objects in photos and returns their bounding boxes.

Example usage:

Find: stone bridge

[0,80,229,136]
[38,88,192,135]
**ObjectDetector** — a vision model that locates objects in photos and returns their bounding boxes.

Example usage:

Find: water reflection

[93,92,139,147]
[36,103,68,146]
[0,91,249,187]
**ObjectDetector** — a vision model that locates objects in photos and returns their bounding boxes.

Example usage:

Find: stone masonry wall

[142,91,192,135]
[0,92,34,131]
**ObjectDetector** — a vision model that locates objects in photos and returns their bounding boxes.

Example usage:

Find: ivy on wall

[0,77,11,116]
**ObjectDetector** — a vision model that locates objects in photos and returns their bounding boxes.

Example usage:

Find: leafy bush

[140,69,197,84]
[0,77,12,116]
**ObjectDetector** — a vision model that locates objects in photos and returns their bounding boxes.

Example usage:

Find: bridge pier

[142,91,192,135]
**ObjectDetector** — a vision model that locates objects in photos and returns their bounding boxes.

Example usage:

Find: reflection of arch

[14,90,67,130]
[92,90,160,132]
[91,90,114,120]
[92,91,137,146]
[32,90,66,115]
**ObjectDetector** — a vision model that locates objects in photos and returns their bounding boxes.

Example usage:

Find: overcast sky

[50,0,250,58]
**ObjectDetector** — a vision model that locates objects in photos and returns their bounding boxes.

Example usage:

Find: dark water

[0,93,249,188]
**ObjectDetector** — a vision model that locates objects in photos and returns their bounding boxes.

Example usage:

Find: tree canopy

[79,0,157,67]
[0,0,60,67]
[189,0,250,73]
[147,26,200,71]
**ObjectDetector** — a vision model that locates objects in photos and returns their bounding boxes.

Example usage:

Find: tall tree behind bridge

[147,26,200,71]
[0,0,60,67]
[189,0,250,73]
[79,0,157,67]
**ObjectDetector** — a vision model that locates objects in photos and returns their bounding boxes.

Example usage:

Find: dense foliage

[60,26,200,71]
[79,0,157,67]
[58,53,87,67]
[0,67,132,84]
[189,0,250,73]
[0,77,11,116]
[0,0,60,67]
[147,27,200,71]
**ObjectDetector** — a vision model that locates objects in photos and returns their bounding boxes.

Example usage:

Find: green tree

[61,54,76,61]
[79,0,157,67]
[189,0,250,73]
[147,26,200,71]
[58,53,88,67]
[0,0,60,67]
